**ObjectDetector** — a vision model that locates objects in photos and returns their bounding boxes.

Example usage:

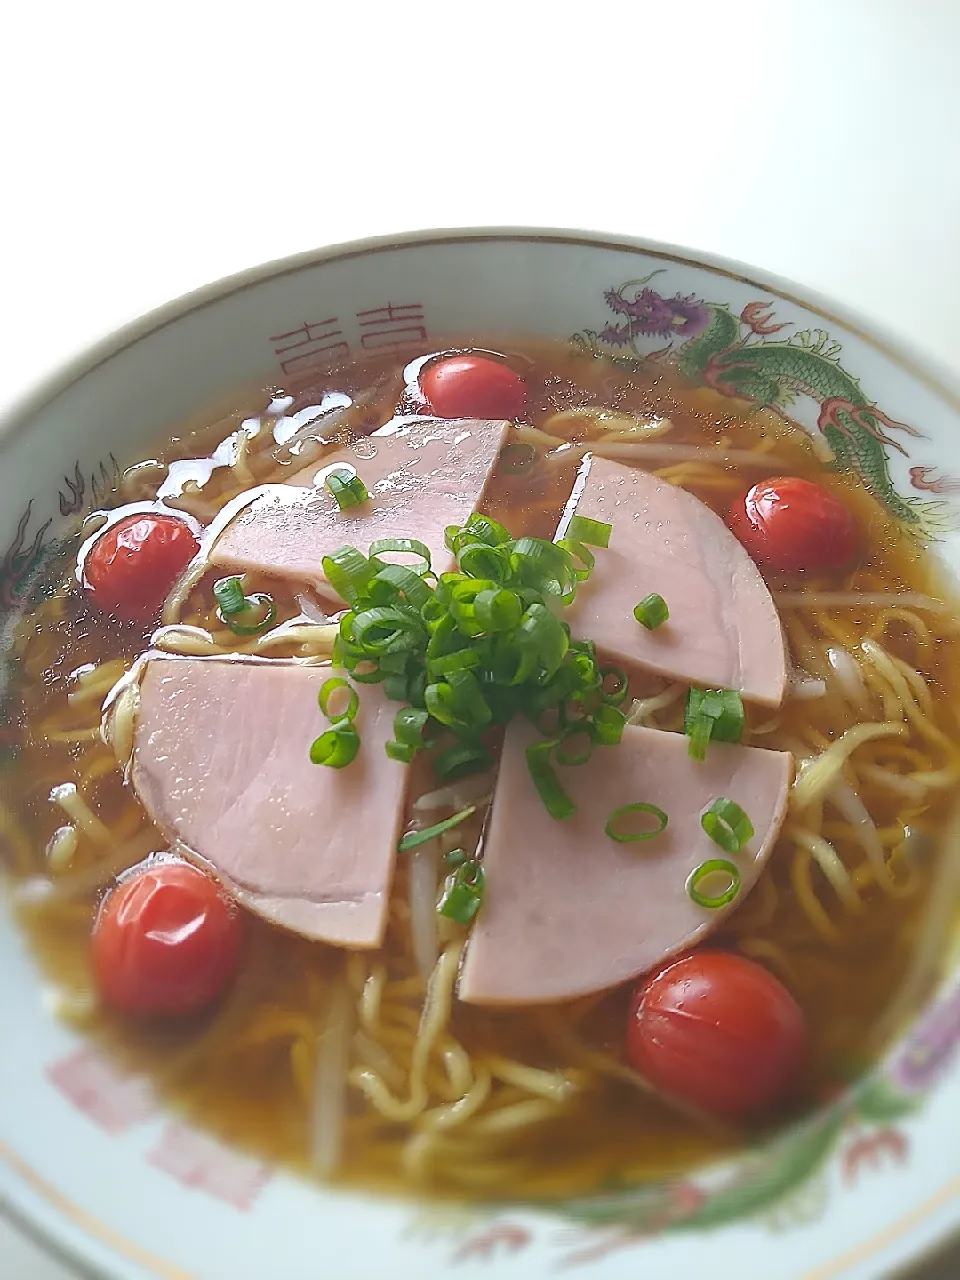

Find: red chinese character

[147,1123,272,1212]
[270,319,350,375]
[46,1048,157,1135]
[356,301,427,352]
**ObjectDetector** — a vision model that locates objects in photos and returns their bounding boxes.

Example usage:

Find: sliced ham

[128,656,408,947]
[207,417,511,606]
[458,720,792,1005]
[560,456,787,706]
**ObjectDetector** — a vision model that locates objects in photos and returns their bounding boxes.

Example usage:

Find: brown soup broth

[2,338,958,1201]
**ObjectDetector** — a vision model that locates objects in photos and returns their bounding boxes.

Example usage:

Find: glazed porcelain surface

[1,229,959,1280]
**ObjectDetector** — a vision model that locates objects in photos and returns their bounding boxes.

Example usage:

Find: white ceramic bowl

[2,229,959,1280]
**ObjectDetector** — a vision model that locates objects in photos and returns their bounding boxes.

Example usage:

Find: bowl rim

[2,225,960,1280]
[2,226,959,449]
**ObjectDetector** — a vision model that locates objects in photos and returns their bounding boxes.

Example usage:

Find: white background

[1,1,959,1275]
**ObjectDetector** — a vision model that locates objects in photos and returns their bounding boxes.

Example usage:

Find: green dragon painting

[572,274,939,530]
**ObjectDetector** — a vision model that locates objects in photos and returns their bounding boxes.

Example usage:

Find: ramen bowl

[1,229,959,1280]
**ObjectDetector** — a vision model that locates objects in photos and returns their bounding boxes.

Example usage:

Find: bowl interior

[2,230,960,1280]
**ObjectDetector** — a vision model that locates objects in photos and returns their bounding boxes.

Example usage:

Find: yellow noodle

[45,825,78,873]
[792,723,907,811]
[420,1065,493,1132]
[790,829,863,912]
[790,844,842,942]
[67,659,129,705]
[485,1056,578,1101]
[5,343,960,1204]
[49,782,113,845]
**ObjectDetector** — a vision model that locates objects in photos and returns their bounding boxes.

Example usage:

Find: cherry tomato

[92,860,243,1018]
[728,477,859,574]
[420,354,527,420]
[83,511,200,621]
[626,951,807,1119]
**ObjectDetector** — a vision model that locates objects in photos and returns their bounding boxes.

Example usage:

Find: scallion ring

[218,592,277,636]
[213,576,246,616]
[437,860,485,925]
[686,858,741,908]
[591,703,627,746]
[322,546,378,606]
[368,537,432,575]
[634,593,669,630]
[325,467,369,509]
[599,665,629,706]
[604,802,668,843]
[700,798,754,854]
[566,514,612,548]
[309,719,361,768]
[318,677,359,723]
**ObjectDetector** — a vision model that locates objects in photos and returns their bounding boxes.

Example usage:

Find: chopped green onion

[435,740,492,781]
[352,606,424,655]
[686,688,745,741]
[397,805,477,853]
[510,537,576,593]
[634,593,669,630]
[306,510,629,809]
[555,726,594,767]
[325,467,369,509]
[370,563,432,607]
[684,688,745,760]
[318,677,359,723]
[213,576,246,616]
[426,671,492,732]
[591,703,626,746]
[604,802,669,842]
[473,587,522,632]
[322,546,379,607]
[429,649,482,677]
[386,706,433,761]
[368,537,431,575]
[309,719,361,768]
[567,514,612,548]
[687,858,741,908]
[526,740,576,820]
[499,442,539,474]
[599,666,629,706]
[393,707,431,747]
[686,717,712,763]
[463,512,511,546]
[556,536,594,582]
[458,543,512,583]
[437,860,485,924]
[219,592,277,636]
[700,798,754,854]
[444,847,469,868]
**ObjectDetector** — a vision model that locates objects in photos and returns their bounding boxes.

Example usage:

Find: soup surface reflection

[2,338,959,1201]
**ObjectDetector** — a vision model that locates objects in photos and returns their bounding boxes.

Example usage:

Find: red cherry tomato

[83,511,200,621]
[728,476,859,574]
[92,860,243,1018]
[420,354,527,420]
[626,951,807,1119]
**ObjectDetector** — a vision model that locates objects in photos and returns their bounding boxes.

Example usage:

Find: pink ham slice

[560,456,787,706]
[458,719,792,1005]
[129,656,408,946]
[207,417,511,606]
